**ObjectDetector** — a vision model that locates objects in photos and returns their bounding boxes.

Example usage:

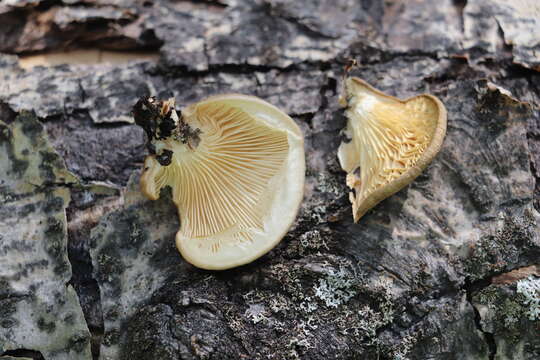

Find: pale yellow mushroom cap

[338,77,447,222]
[138,94,305,270]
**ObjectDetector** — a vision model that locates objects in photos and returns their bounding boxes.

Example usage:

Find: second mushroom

[338,77,447,222]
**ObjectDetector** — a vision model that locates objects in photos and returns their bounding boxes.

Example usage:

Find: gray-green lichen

[0,112,91,359]
[88,177,181,360]
[473,281,540,360]
[465,207,540,281]
[516,276,540,321]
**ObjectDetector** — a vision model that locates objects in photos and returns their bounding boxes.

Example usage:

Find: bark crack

[464,277,497,360]
[1,349,45,360]
[452,0,467,35]
[65,191,124,360]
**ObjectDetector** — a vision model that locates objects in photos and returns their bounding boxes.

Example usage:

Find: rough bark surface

[0,1,539,360]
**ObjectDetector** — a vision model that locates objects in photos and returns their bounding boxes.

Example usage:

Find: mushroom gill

[134,94,305,270]
[338,77,447,222]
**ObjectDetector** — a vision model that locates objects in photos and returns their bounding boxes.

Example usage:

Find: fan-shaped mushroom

[338,77,447,222]
[133,94,305,270]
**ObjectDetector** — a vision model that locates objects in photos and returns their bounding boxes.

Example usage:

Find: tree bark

[0,1,539,359]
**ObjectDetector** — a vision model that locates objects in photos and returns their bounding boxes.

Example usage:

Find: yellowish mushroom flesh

[140,94,305,270]
[338,77,447,222]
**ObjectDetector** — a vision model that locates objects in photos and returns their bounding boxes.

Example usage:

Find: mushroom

[338,77,447,222]
[133,94,305,270]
